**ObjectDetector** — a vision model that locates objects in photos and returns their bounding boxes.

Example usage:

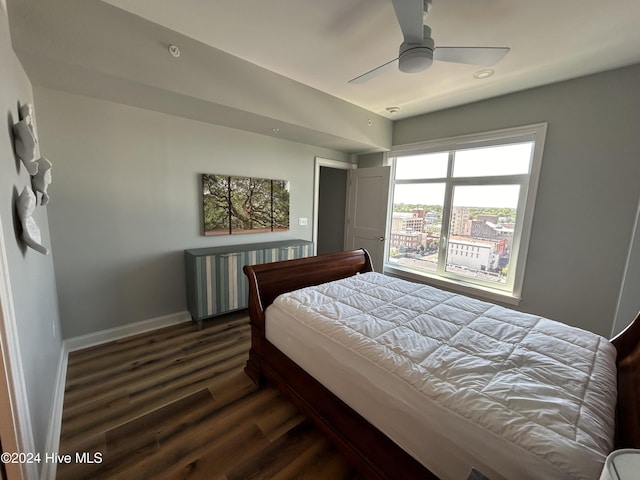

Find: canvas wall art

[202,174,290,235]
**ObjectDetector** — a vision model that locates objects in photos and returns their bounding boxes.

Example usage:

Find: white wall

[0,3,63,470]
[33,87,353,339]
[393,64,640,337]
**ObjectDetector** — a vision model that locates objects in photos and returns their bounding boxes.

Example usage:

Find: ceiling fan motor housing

[398,37,435,73]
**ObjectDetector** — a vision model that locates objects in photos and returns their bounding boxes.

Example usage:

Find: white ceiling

[102,0,640,120]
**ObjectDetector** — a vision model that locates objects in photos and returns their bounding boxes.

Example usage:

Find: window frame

[384,123,547,304]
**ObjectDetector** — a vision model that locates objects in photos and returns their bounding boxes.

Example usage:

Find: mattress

[265,272,617,480]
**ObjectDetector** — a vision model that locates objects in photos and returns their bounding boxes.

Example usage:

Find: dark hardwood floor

[57,312,361,480]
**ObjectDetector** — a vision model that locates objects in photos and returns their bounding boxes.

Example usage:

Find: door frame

[312,157,356,255]
[0,216,36,480]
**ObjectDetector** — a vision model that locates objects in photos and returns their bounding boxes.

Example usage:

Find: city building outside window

[385,124,547,303]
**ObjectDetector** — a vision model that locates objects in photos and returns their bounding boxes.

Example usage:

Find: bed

[242,248,640,480]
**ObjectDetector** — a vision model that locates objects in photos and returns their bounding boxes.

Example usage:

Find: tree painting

[271,180,290,230]
[202,175,231,234]
[202,174,290,235]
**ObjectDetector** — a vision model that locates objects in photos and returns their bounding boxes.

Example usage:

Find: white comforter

[268,272,617,480]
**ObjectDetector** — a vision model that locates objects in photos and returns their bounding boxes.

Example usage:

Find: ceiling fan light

[399,46,433,73]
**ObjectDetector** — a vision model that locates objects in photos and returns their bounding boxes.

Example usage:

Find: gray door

[345,166,391,272]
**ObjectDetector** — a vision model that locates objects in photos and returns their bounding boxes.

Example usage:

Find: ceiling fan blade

[433,47,510,66]
[348,57,399,84]
[390,0,424,43]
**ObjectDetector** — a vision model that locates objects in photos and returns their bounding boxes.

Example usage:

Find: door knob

[379,236,385,241]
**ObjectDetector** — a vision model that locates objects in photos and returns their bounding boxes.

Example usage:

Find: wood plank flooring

[57,312,361,480]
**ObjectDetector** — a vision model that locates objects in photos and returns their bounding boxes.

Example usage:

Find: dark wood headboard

[243,248,373,333]
[242,249,373,387]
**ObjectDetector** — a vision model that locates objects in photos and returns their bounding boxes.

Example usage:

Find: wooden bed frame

[243,248,640,480]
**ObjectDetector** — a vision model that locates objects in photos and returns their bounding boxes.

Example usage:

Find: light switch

[298,217,308,226]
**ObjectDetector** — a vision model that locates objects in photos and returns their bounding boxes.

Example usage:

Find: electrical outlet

[298,217,308,226]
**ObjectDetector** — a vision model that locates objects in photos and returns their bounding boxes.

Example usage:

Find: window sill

[383,264,522,306]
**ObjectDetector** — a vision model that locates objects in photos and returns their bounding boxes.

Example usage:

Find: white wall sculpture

[32,157,52,206]
[12,103,39,176]
[11,103,52,254]
[16,186,49,255]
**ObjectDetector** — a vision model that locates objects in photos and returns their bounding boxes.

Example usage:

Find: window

[385,124,547,303]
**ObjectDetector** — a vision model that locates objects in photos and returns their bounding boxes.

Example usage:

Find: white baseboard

[64,311,192,353]
[39,311,192,480]
[40,345,68,480]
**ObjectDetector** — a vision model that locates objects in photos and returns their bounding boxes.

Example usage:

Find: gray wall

[8,0,392,154]
[357,152,386,169]
[393,64,640,337]
[613,199,640,336]
[33,87,354,339]
[0,2,63,464]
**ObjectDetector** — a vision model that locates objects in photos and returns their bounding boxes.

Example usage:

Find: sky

[392,142,532,208]
[392,184,520,208]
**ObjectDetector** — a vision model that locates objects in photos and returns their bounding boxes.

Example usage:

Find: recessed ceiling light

[473,69,494,79]
[168,45,181,58]
[386,106,400,114]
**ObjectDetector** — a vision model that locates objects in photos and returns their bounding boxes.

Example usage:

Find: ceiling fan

[349,0,510,84]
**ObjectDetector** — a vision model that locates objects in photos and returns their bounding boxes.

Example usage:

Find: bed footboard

[611,311,640,448]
